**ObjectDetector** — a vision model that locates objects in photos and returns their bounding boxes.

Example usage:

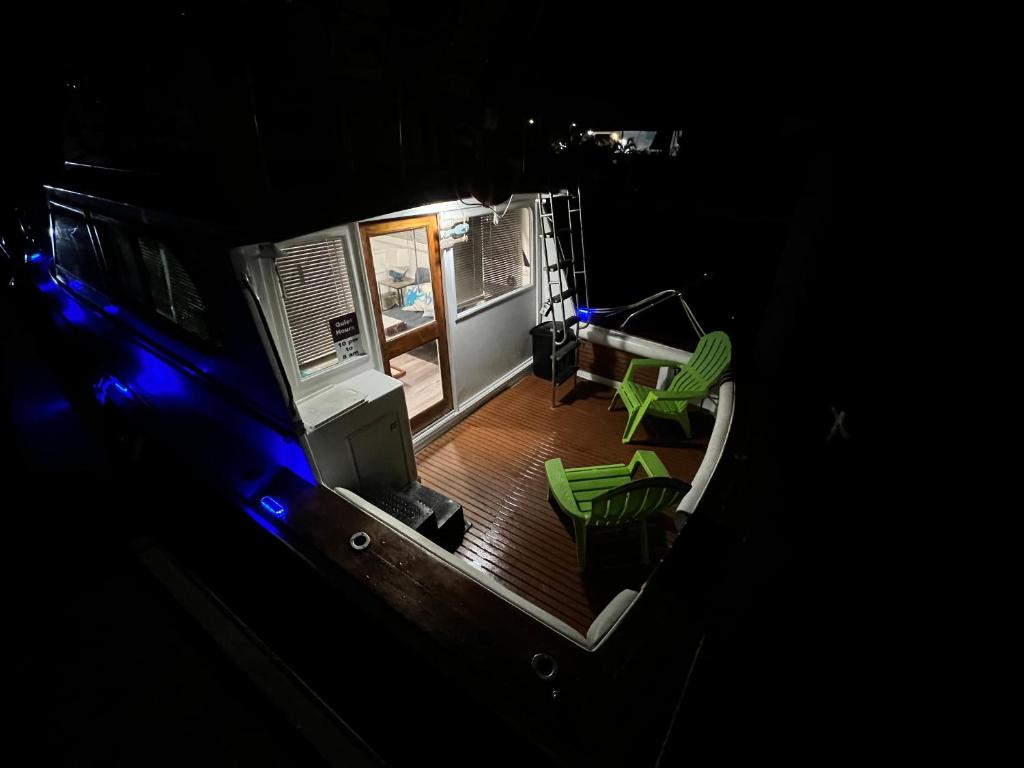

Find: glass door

[360,215,453,433]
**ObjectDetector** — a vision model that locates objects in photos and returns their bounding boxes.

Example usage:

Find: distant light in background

[571,122,577,127]
[587,130,595,136]
[528,118,535,125]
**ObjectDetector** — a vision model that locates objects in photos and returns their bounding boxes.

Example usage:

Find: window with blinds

[452,207,532,313]
[138,235,210,340]
[276,236,358,378]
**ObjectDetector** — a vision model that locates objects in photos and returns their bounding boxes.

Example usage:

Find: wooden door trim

[359,215,453,433]
[409,398,450,435]
[381,322,441,358]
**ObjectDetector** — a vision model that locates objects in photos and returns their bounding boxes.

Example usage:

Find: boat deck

[415,374,712,634]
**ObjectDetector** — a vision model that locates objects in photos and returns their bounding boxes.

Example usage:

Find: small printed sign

[329,312,364,362]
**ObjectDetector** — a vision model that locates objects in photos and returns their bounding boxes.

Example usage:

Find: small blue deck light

[577,306,593,322]
[260,496,286,517]
[94,374,134,405]
[27,252,44,263]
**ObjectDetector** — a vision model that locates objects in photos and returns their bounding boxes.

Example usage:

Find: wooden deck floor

[415,375,711,634]
[392,345,442,419]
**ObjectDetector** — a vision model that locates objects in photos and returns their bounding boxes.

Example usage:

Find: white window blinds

[138,235,209,340]
[276,237,356,377]
[453,209,530,312]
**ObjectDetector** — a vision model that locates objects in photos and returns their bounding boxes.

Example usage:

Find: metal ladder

[538,187,590,406]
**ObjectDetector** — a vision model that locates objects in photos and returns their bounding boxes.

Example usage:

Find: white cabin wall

[438,197,542,407]
[245,195,544,429]
[447,278,536,405]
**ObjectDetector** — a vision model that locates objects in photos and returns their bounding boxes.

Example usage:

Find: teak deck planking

[416,374,711,633]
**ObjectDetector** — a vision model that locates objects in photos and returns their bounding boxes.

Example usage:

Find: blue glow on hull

[32,267,316,499]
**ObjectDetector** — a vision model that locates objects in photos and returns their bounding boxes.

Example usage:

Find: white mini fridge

[297,369,416,493]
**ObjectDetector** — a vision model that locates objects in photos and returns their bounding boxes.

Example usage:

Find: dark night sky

[3,2,879,211]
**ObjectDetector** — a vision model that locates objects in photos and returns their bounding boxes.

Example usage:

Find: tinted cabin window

[452,207,532,313]
[93,219,147,306]
[52,209,104,289]
[276,236,357,379]
[137,235,210,341]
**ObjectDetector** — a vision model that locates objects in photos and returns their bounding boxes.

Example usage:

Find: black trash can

[529,321,576,380]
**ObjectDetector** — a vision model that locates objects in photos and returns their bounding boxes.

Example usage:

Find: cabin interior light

[260,495,286,517]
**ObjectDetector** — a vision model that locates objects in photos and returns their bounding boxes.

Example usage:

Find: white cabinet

[298,370,415,492]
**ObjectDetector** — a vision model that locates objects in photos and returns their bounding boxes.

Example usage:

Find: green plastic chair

[545,450,691,570]
[609,331,732,443]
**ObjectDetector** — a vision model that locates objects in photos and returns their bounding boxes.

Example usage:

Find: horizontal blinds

[164,248,208,338]
[138,236,176,321]
[276,237,355,373]
[481,212,523,297]
[138,235,209,340]
[452,233,483,307]
[452,210,526,309]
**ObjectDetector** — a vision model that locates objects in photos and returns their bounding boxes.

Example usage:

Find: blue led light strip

[259,496,286,517]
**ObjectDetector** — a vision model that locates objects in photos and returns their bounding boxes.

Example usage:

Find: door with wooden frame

[360,216,453,433]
